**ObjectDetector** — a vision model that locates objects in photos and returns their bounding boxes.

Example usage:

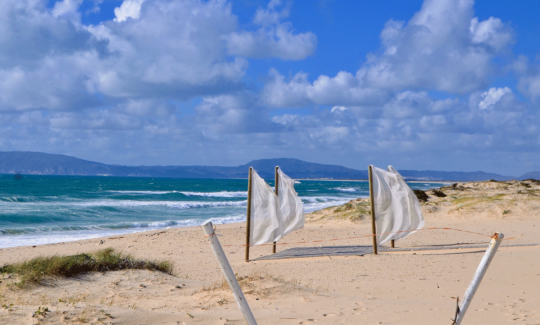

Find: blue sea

[0,175,446,248]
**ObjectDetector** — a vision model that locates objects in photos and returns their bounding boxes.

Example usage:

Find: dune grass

[0,248,173,288]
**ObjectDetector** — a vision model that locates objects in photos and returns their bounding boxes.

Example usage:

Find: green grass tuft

[0,248,173,288]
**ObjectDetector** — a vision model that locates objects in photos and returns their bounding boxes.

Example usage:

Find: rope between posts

[217,226,522,248]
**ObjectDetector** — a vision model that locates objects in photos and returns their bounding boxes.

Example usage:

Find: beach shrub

[520,182,531,188]
[432,189,447,197]
[0,248,173,288]
[334,202,353,212]
[413,190,428,202]
[523,178,540,184]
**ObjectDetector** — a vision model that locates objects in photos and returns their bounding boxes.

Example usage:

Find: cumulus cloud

[262,69,388,107]
[478,87,512,109]
[114,0,145,22]
[261,0,514,110]
[360,0,513,93]
[0,0,317,112]
[225,0,317,60]
[51,0,83,20]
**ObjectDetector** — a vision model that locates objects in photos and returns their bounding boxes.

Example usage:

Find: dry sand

[1,180,539,324]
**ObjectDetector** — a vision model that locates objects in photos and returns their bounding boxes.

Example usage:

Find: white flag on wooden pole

[277,168,305,236]
[249,169,283,246]
[371,165,425,245]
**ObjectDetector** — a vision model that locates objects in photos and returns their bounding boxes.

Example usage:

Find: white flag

[371,165,425,245]
[250,170,283,246]
[278,169,305,236]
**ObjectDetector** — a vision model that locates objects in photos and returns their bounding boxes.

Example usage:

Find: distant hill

[0,151,534,181]
[520,171,540,180]
[398,170,514,182]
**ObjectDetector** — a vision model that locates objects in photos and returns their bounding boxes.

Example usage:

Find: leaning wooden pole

[368,165,378,255]
[203,222,258,325]
[454,232,504,325]
[245,167,253,262]
[273,166,279,254]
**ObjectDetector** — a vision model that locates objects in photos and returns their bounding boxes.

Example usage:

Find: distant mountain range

[0,151,536,181]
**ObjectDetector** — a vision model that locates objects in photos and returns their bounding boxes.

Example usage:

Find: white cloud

[360,0,513,93]
[0,0,318,112]
[262,69,388,108]
[470,17,513,51]
[261,0,514,110]
[114,0,146,22]
[478,87,512,109]
[225,0,317,60]
[52,0,83,20]
[331,106,347,113]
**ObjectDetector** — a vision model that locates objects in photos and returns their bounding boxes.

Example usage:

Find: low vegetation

[413,189,428,202]
[0,248,173,288]
[431,189,447,197]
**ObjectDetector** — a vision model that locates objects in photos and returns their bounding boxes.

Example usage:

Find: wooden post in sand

[454,232,504,325]
[368,165,378,255]
[273,166,279,254]
[203,222,258,325]
[387,167,395,249]
[245,167,253,262]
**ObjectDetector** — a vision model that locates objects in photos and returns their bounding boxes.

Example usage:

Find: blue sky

[1,0,540,176]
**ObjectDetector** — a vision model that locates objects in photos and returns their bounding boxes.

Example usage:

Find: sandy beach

[1,180,539,324]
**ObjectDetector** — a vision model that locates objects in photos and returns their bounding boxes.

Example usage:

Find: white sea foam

[334,187,357,192]
[301,196,347,203]
[108,190,179,194]
[73,200,247,209]
[180,191,247,198]
[108,190,248,198]
[0,214,247,248]
[304,199,350,213]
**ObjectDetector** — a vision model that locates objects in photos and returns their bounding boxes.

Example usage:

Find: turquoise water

[0,174,446,248]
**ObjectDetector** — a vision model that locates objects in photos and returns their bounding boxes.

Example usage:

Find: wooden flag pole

[273,166,279,254]
[387,166,395,249]
[368,165,378,255]
[245,167,253,262]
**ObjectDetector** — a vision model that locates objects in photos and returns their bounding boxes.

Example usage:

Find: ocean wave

[301,196,347,203]
[108,190,248,198]
[180,191,247,198]
[0,214,247,245]
[108,190,179,195]
[304,199,350,213]
[334,187,357,192]
[73,200,247,209]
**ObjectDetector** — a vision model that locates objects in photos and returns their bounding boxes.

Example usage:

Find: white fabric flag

[371,165,425,245]
[249,169,283,246]
[278,169,305,236]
